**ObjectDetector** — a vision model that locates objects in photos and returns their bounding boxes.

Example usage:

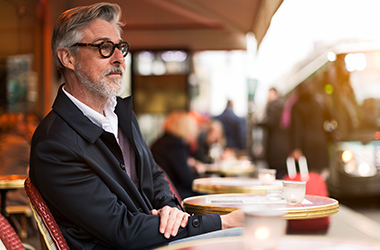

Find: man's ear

[57,48,75,71]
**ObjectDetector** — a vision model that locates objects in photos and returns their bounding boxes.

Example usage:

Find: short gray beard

[75,64,124,99]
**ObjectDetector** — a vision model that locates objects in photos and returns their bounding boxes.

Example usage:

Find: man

[289,82,332,175]
[257,88,290,179]
[214,100,246,150]
[29,3,243,250]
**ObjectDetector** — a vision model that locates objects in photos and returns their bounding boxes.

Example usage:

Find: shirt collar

[62,86,119,139]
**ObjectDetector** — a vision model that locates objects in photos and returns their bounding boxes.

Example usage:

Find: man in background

[257,88,290,179]
[214,100,246,151]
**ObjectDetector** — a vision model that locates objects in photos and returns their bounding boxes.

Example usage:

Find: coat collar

[52,84,133,144]
[115,95,133,141]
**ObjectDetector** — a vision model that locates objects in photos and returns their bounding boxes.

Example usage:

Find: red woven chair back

[0,213,24,250]
[24,177,69,250]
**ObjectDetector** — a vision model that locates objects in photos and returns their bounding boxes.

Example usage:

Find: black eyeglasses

[71,40,130,58]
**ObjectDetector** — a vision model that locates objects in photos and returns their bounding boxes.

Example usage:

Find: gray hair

[52,2,124,71]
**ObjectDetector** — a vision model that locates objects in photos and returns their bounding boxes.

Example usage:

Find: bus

[280,41,380,198]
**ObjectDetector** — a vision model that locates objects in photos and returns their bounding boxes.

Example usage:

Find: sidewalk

[302,204,380,244]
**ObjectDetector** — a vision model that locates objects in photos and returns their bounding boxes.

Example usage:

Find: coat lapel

[52,84,103,144]
[52,86,152,212]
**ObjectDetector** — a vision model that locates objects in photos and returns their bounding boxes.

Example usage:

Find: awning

[58,0,283,51]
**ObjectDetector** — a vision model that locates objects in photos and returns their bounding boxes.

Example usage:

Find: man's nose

[111,47,125,64]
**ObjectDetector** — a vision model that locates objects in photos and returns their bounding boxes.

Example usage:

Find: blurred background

[3,0,380,248]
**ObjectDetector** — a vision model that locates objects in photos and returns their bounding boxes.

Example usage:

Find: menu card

[205,196,312,205]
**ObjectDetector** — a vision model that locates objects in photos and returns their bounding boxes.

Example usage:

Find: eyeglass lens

[100,42,129,58]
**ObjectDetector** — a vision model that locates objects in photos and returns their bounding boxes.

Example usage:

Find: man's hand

[150,206,190,239]
[220,210,244,230]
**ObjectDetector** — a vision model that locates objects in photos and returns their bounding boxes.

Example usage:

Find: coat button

[159,196,166,202]
[120,162,125,170]
[192,218,200,227]
[138,208,143,213]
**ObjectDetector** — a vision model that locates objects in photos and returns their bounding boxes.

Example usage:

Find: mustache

[103,66,124,77]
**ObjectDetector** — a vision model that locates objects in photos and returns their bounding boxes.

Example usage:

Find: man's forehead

[81,19,121,42]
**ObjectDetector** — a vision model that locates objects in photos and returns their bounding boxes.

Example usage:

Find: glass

[282,181,306,205]
[258,169,276,185]
[332,51,380,137]
[265,189,284,201]
[243,207,286,250]
[72,40,130,58]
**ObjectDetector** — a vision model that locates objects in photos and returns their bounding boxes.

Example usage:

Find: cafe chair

[0,212,24,250]
[6,205,33,242]
[0,213,35,250]
[24,178,69,250]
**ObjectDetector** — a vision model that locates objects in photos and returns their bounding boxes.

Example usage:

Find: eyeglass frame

[71,40,130,58]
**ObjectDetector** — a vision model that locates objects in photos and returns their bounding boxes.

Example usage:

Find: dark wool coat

[29,85,221,250]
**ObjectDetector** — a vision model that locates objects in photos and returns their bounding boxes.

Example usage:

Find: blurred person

[257,88,290,179]
[151,111,204,199]
[29,3,244,250]
[194,119,226,164]
[188,110,207,154]
[289,83,333,175]
[280,91,298,130]
[214,100,246,151]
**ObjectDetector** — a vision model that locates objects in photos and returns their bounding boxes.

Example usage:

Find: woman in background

[195,119,226,164]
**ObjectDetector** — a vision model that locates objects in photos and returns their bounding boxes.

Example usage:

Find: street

[322,196,380,244]
[341,196,380,225]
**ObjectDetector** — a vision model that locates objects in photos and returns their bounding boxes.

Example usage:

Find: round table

[182,193,339,220]
[203,161,255,176]
[193,177,282,194]
[0,175,26,189]
[0,175,27,216]
[155,236,380,250]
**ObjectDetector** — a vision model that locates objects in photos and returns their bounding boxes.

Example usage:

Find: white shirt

[62,86,119,142]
